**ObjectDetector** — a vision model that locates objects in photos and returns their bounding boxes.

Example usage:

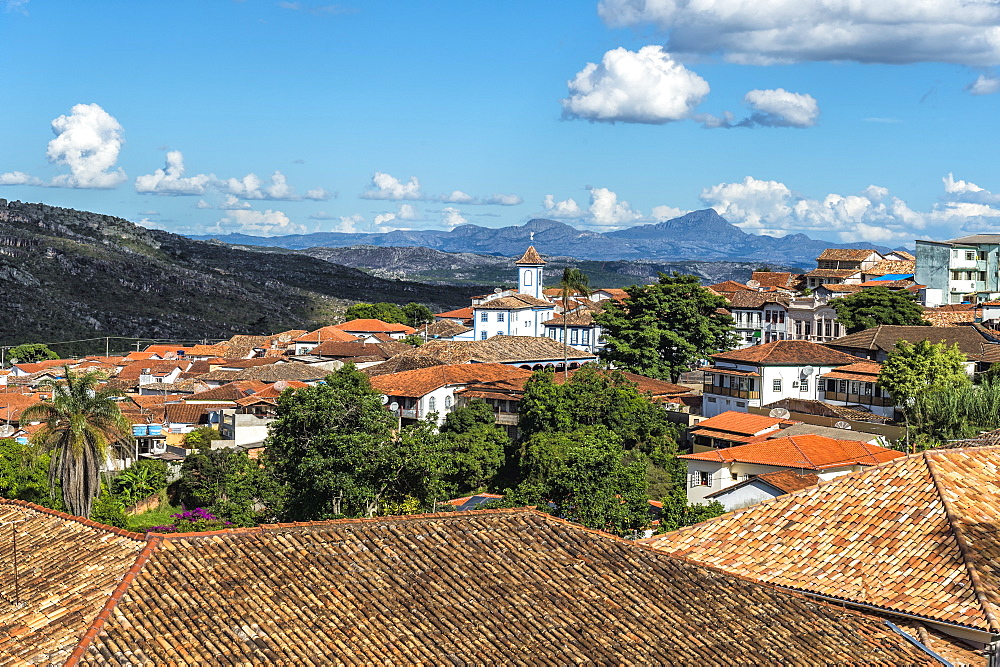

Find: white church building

[471,247,556,341]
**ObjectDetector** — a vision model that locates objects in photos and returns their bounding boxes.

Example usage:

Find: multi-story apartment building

[915,234,1000,305]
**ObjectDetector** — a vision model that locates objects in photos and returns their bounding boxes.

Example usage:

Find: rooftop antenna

[1,514,29,608]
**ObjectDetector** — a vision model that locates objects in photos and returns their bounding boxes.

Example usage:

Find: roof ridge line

[64,534,164,665]
[924,451,1000,634]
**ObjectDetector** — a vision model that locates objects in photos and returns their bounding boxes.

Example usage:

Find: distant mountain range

[188,209,891,266]
[0,200,480,349]
[297,245,800,288]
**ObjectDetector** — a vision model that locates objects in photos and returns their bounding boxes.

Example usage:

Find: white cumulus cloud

[970,74,1000,94]
[0,171,43,186]
[701,89,820,128]
[135,150,213,195]
[46,103,127,189]
[543,187,644,229]
[360,172,521,205]
[440,207,468,229]
[598,0,1000,66]
[207,208,307,236]
[561,46,709,124]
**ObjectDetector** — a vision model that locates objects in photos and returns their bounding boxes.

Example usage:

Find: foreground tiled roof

[866,259,916,276]
[0,499,145,665]
[727,291,790,309]
[644,447,1000,634]
[1,507,932,665]
[753,469,820,493]
[680,434,903,470]
[712,340,860,366]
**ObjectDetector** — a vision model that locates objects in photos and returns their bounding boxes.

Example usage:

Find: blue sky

[1,0,999,245]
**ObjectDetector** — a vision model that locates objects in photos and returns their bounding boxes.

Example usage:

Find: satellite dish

[747,280,761,290]
[389,402,400,412]
[769,407,791,419]
[380,394,389,405]
[494,288,503,294]
[834,421,852,430]
[800,365,815,377]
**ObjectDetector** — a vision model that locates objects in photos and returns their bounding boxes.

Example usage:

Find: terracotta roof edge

[924,452,1000,634]
[0,498,146,540]
[64,534,164,666]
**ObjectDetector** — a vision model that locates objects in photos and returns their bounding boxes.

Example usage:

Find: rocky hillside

[301,245,798,287]
[189,209,889,266]
[0,200,481,349]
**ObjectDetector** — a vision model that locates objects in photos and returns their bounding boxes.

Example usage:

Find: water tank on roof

[132,425,148,436]
[148,424,163,436]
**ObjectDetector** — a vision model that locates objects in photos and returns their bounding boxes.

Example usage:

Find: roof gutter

[884,620,952,666]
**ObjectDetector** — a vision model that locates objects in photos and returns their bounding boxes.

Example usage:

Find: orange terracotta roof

[644,447,1000,634]
[804,268,861,278]
[141,345,194,356]
[333,319,416,334]
[865,259,916,276]
[434,306,474,320]
[514,245,545,265]
[690,411,795,437]
[708,280,751,292]
[369,363,533,398]
[292,326,361,344]
[818,284,865,293]
[679,433,903,470]
[123,351,159,361]
[819,361,882,381]
[712,340,861,366]
[185,381,269,402]
[750,272,796,289]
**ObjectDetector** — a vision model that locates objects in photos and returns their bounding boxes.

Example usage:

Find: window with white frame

[800,377,809,392]
[428,396,436,412]
[773,379,781,392]
[523,270,532,286]
[497,312,504,322]
[480,312,488,322]
[444,395,452,409]
[699,471,711,486]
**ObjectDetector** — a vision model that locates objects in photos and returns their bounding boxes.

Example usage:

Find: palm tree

[557,268,592,380]
[21,367,132,518]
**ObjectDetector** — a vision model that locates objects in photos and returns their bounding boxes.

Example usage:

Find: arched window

[444,395,453,409]
[523,270,532,286]
[428,396,436,412]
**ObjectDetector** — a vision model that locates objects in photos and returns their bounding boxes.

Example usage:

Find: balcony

[496,412,519,426]
[703,384,760,400]
[819,390,893,407]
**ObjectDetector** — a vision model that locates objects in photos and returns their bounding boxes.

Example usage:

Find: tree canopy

[437,400,508,495]
[0,438,53,505]
[263,364,445,520]
[8,343,59,364]
[177,447,276,526]
[878,339,970,408]
[343,301,433,328]
[829,286,928,334]
[595,273,736,382]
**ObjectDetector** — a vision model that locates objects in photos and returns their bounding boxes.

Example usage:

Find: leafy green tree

[438,401,508,494]
[263,364,441,520]
[556,268,592,378]
[177,447,276,526]
[90,491,129,529]
[110,459,168,507]
[878,340,970,408]
[879,340,970,451]
[21,368,131,518]
[595,273,736,382]
[401,302,435,328]
[506,427,649,536]
[7,343,59,364]
[518,365,677,454]
[183,426,223,450]
[0,438,53,504]
[829,286,928,334]
[400,334,425,346]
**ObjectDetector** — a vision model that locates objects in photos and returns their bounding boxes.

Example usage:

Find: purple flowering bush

[148,507,234,533]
